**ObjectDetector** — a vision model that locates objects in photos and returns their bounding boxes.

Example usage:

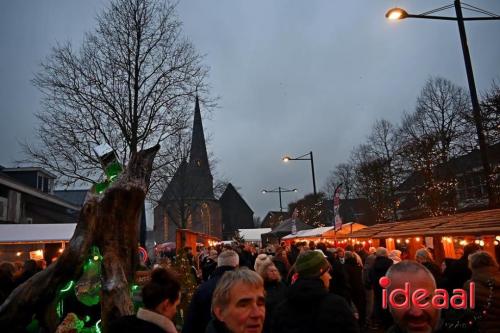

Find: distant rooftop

[54,189,89,207]
[1,167,57,179]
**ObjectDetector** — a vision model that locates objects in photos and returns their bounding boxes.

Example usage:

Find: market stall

[0,223,76,262]
[347,208,500,263]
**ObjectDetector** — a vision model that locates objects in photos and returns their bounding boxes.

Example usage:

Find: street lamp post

[282,151,317,195]
[262,187,298,212]
[386,0,500,208]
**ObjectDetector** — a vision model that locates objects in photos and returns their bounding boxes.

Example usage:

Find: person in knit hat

[254,253,273,275]
[272,251,360,333]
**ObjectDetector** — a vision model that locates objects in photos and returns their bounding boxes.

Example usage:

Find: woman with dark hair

[110,268,181,333]
[344,251,366,327]
[0,262,16,304]
[256,260,287,333]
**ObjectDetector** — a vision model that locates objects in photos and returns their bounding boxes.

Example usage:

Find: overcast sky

[1,0,500,225]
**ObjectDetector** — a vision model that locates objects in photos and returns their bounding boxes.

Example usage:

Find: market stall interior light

[496,236,500,242]
[405,239,410,244]
[16,252,22,256]
[479,240,485,247]
[416,237,420,242]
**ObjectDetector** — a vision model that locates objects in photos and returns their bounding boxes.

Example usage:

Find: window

[456,173,487,201]
[0,197,7,221]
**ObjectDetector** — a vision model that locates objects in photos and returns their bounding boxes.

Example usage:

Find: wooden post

[483,236,496,259]
[433,236,446,266]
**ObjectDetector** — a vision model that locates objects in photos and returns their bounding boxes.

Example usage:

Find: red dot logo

[379,276,391,288]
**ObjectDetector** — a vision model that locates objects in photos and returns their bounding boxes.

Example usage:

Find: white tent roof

[282,223,367,240]
[238,228,272,242]
[0,223,76,244]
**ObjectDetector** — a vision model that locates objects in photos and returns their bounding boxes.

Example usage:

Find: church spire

[189,95,211,175]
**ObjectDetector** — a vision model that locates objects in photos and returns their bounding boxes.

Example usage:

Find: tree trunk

[0,145,159,333]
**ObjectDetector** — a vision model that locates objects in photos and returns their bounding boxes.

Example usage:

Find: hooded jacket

[182,266,235,333]
[272,277,360,333]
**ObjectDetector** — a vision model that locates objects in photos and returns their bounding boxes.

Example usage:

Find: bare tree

[400,77,473,163]
[479,81,500,145]
[24,0,214,192]
[398,77,472,216]
[323,163,355,199]
[351,144,395,222]
[367,119,406,219]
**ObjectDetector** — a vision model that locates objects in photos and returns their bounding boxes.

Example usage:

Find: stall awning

[238,228,272,242]
[0,223,76,244]
[348,208,500,239]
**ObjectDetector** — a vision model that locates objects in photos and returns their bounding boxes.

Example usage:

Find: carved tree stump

[0,145,159,333]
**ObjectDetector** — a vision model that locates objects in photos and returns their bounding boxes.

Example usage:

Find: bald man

[385,261,442,333]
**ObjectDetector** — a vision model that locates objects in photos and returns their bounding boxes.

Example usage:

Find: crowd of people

[141,240,500,333]
[1,240,499,333]
[0,258,47,304]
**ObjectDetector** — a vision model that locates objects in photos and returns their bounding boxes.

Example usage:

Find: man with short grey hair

[207,268,266,333]
[385,261,442,333]
[218,249,240,268]
[182,250,239,333]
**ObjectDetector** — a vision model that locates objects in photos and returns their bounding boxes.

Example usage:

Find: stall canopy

[348,209,500,240]
[0,223,76,244]
[261,219,313,244]
[282,222,367,240]
[238,228,271,243]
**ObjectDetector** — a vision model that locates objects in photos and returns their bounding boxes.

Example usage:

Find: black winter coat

[204,319,231,333]
[182,266,235,333]
[344,258,366,325]
[109,315,165,333]
[272,278,360,333]
[263,280,287,333]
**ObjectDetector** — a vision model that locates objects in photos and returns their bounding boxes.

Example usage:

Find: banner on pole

[291,208,298,235]
[334,186,342,231]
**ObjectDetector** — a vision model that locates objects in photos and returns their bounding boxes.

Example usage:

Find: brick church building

[153,97,254,243]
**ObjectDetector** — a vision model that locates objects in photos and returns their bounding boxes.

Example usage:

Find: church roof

[219,183,253,214]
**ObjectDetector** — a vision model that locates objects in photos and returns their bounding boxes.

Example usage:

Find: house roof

[54,189,89,207]
[1,167,58,179]
[398,143,500,192]
[0,172,79,211]
[0,223,76,244]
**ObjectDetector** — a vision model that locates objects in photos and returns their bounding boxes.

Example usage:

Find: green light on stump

[105,161,122,181]
[60,280,75,293]
[95,319,102,333]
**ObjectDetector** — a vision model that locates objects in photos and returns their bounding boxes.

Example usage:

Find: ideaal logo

[379,277,475,309]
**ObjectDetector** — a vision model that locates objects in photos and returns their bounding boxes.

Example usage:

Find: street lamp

[282,151,317,195]
[385,0,500,208]
[262,187,298,212]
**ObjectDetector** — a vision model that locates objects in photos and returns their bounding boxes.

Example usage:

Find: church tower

[154,97,221,243]
[187,96,214,199]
